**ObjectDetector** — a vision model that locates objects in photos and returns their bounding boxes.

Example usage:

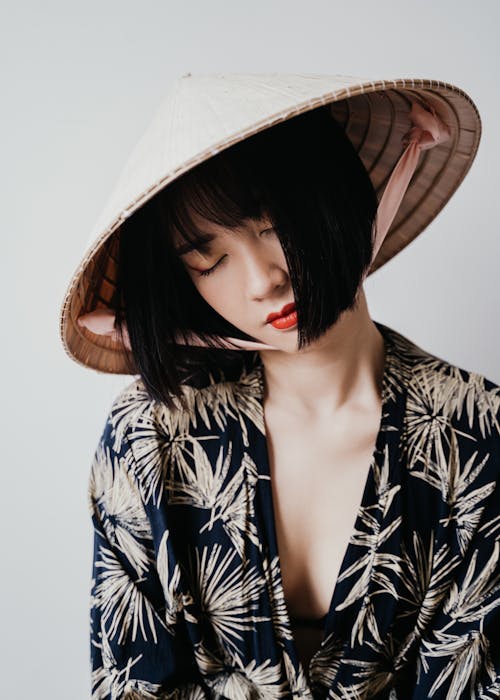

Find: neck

[257,287,386,420]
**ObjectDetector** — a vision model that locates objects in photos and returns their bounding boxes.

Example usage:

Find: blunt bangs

[114,105,379,408]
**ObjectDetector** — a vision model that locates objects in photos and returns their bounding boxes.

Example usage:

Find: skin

[174,206,387,666]
[174,207,386,420]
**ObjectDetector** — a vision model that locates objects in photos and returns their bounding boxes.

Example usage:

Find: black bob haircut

[114,105,379,410]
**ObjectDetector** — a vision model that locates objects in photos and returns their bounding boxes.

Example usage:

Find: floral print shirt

[88,321,500,699]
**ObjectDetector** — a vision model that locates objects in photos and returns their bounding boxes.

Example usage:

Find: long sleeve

[85,327,500,698]
[88,412,208,699]
[411,465,500,699]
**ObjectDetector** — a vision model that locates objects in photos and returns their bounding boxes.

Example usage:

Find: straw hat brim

[59,73,481,374]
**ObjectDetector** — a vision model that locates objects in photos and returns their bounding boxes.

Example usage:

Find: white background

[2,1,499,697]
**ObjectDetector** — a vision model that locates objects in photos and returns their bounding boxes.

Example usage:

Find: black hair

[114,105,379,410]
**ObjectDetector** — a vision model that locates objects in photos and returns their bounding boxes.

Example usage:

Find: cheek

[192,272,241,318]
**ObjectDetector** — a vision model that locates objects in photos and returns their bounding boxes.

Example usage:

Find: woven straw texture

[59,73,481,374]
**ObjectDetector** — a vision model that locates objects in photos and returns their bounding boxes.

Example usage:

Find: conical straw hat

[59,72,481,374]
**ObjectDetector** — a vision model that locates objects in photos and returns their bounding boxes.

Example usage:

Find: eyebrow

[174,233,217,256]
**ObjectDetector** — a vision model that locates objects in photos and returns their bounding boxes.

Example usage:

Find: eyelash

[198,228,276,277]
[199,256,225,277]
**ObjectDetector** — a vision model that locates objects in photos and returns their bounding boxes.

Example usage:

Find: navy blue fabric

[88,321,500,699]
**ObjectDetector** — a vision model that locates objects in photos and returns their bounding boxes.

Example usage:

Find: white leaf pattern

[88,322,500,698]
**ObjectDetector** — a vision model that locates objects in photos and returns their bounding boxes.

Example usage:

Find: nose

[243,244,289,301]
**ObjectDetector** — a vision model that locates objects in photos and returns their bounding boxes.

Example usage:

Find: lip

[266,302,296,324]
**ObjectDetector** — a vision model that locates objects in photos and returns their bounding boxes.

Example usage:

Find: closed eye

[197,228,276,278]
[198,255,227,277]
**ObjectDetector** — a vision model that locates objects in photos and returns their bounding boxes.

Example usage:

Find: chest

[263,403,382,620]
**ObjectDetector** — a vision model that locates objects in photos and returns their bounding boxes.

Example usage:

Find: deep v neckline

[251,322,395,684]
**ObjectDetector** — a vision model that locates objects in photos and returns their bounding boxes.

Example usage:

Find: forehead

[171,202,224,243]
[171,204,270,255]
[172,217,229,257]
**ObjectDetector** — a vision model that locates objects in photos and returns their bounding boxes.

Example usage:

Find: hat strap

[365,97,451,278]
[77,98,451,353]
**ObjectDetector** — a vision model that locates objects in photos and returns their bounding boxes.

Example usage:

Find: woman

[60,73,499,698]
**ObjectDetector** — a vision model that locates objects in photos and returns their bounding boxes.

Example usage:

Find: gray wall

[2,0,498,697]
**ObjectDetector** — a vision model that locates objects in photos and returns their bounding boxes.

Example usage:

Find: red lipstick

[266,302,298,330]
